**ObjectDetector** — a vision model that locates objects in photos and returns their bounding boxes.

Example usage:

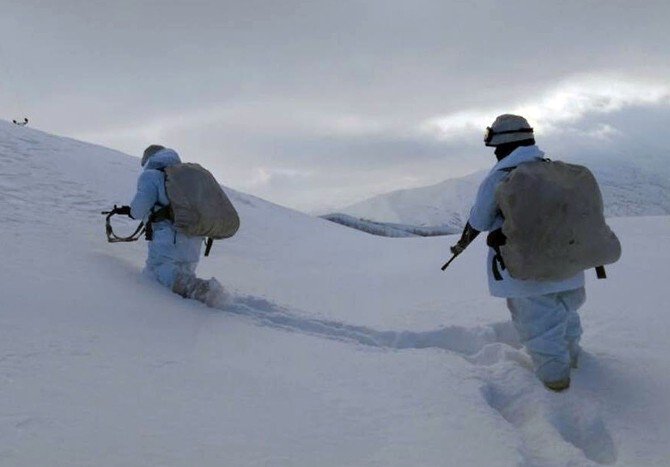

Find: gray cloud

[1,0,669,210]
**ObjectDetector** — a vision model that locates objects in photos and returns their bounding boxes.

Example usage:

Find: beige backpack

[163,163,240,240]
[495,160,621,281]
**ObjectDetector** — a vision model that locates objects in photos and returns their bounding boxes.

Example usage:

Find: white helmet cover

[484,114,534,147]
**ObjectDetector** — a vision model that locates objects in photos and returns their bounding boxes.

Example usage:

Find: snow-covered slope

[1,120,669,466]
[337,156,670,230]
[320,213,460,237]
[340,170,482,231]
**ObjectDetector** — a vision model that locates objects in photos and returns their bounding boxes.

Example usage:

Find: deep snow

[1,120,669,466]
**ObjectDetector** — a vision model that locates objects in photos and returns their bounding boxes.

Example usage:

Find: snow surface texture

[335,156,670,233]
[1,119,669,466]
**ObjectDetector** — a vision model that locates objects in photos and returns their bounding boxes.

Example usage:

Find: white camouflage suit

[129,148,223,306]
[468,144,585,383]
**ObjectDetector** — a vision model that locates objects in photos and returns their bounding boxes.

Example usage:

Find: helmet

[484,114,534,147]
[141,144,166,166]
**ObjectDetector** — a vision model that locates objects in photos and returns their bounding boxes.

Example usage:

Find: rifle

[441,223,480,271]
[440,252,460,271]
[101,205,146,243]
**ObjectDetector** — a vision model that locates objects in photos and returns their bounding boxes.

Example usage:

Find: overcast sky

[1,0,669,212]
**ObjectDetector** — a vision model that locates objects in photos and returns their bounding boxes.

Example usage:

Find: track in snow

[224,294,617,466]
[227,295,518,354]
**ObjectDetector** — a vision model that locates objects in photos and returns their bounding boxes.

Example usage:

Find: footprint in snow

[222,294,618,466]
[481,360,617,466]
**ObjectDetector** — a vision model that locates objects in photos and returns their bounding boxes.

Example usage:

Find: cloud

[1,1,670,211]
[67,75,670,212]
[423,75,670,141]
[247,166,313,188]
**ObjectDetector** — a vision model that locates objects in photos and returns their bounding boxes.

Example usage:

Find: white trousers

[506,287,586,382]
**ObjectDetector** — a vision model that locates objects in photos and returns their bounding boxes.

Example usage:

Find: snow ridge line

[224,294,617,466]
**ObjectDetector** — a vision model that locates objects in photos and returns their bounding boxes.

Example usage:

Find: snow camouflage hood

[143,148,182,171]
[494,144,544,172]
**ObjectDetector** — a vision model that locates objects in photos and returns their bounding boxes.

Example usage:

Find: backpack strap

[497,157,550,174]
[487,228,507,281]
[143,204,173,241]
[150,204,172,223]
[204,238,214,257]
[491,255,504,281]
[144,167,173,240]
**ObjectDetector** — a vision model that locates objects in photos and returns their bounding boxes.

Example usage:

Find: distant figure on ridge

[450,115,621,391]
[114,145,239,307]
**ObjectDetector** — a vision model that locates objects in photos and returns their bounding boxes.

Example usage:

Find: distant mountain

[590,160,670,217]
[328,171,484,234]
[325,157,670,236]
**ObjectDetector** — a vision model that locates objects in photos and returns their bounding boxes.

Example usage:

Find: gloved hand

[450,222,481,255]
[450,241,467,255]
[115,205,132,217]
